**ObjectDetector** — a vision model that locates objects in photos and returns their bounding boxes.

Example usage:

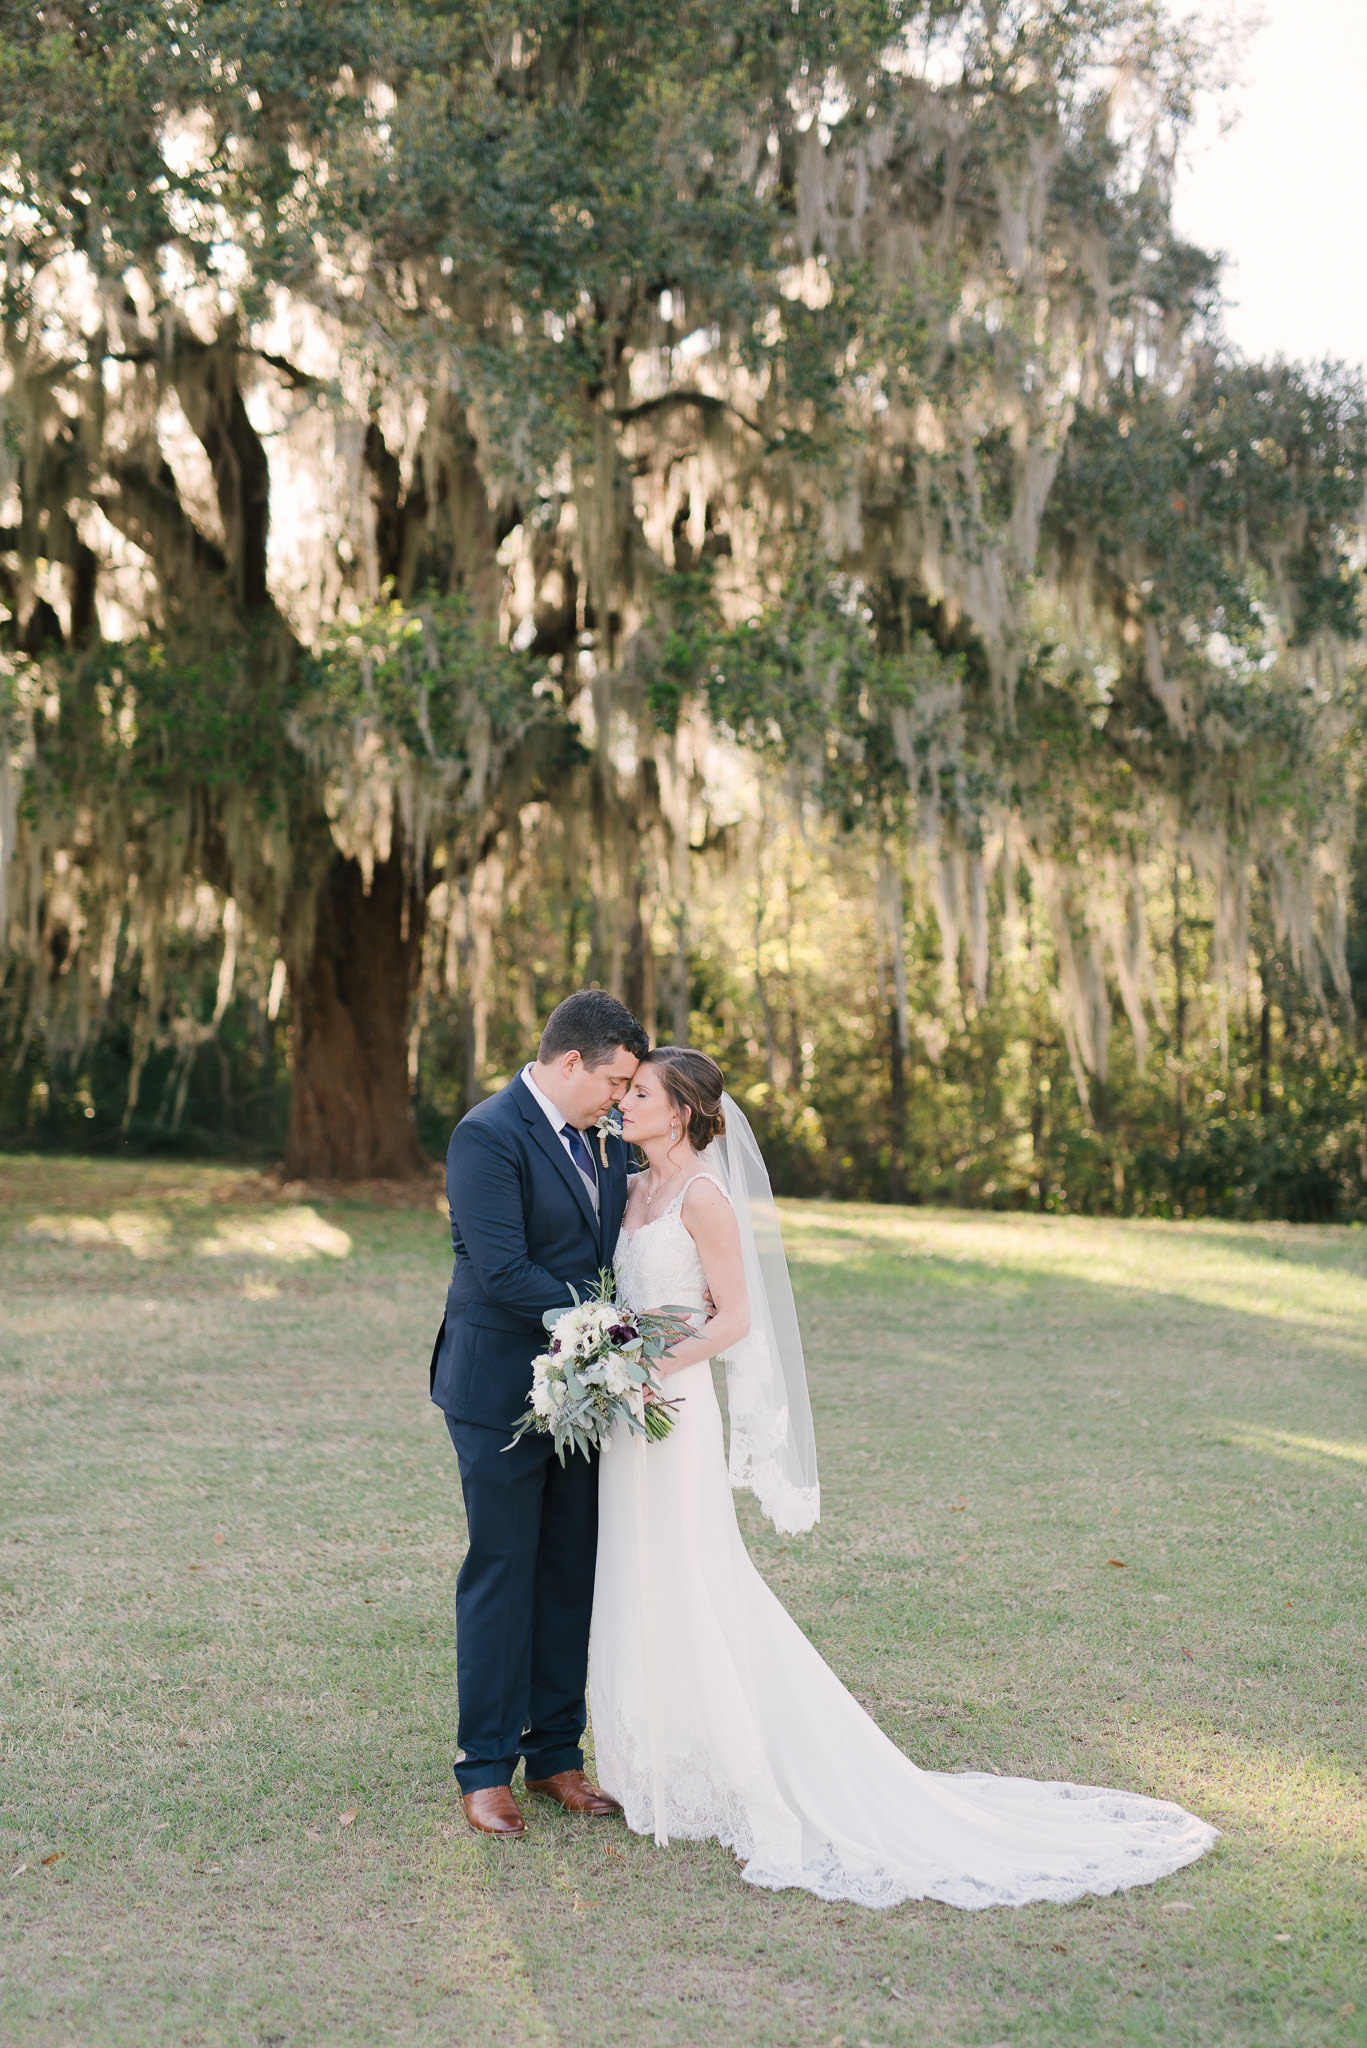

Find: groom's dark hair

[538,989,649,1067]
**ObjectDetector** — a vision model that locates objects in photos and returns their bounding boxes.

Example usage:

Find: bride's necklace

[642,1162,687,1211]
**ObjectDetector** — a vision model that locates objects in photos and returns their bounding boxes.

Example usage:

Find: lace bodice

[613,1174,726,1318]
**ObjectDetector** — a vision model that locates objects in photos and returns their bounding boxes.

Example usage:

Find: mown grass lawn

[2,1154,1364,2048]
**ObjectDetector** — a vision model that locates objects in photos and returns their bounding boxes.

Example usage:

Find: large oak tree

[1,2,1362,1176]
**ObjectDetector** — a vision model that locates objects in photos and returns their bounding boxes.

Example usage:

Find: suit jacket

[429,1074,630,1430]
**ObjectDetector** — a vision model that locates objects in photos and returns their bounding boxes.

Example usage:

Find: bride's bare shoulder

[679,1172,736,1236]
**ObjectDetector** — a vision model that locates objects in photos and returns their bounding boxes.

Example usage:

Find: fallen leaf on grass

[1274,1933,1292,1944]
[214,1532,225,1545]
[601,1843,624,1860]
[338,1808,358,1827]
[10,1864,27,1879]
[187,1563,203,1571]
[1161,1901,1194,1912]
[305,1829,322,1842]
[1181,1647,1195,1662]
[1051,1942,1068,1953]
[571,1892,597,1912]
[40,1851,64,1866]
[949,1501,966,1512]
[1108,1558,1127,1568]
[1340,2003,1357,2018]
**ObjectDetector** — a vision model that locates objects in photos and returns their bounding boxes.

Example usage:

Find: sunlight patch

[783,1238,872,1267]
[24,1213,118,1248]
[1119,1723,1366,1858]
[778,1205,1367,1342]
[196,1207,352,1263]
[1227,1424,1367,1469]
[23,1211,171,1257]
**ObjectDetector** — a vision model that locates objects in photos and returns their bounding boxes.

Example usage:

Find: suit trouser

[445,1414,599,1794]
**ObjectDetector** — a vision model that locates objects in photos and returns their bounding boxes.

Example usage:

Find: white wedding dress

[587,1174,1218,1910]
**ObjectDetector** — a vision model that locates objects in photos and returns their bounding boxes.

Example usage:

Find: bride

[587,1046,1218,1910]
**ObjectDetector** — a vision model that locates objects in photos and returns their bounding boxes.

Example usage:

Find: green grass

[1,1155,1364,2047]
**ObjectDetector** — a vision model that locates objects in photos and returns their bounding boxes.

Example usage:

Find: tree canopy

[2,0,1364,1209]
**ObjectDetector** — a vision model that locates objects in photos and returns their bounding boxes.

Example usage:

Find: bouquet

[507,1272,695,1464]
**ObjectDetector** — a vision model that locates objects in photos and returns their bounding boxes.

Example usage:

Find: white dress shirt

[521,1063,599,1216]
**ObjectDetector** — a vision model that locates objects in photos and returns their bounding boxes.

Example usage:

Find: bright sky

[1173,0,1367,367]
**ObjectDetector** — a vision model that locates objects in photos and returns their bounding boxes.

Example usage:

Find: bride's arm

[655,1178,750,1375]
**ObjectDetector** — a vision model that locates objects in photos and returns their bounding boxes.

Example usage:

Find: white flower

[553,1300,610,1344]
[530,1382,556,1418]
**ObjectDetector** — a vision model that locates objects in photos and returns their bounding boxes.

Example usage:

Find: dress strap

[668,1169,732,1214]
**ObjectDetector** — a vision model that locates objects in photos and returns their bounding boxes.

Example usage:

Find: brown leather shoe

[523,1768,622,1817]
[462,1785,526,1836]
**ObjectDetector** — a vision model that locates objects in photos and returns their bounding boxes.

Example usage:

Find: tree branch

[172,339,272,610]
[104,345,318,391]
[607,387,772,443]
[97,460,230,597]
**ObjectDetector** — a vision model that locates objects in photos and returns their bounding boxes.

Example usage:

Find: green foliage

[1051,360,1367,652]
[303,595,567,767]
[3,0,1366,1210]
[0,1,183,275]
[0,971,291,1160]
[20,637,305,809]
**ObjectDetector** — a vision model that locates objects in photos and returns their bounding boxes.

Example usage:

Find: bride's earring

[671,1121,679,1140]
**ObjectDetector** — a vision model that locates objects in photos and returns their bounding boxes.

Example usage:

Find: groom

[430,988,648,1835]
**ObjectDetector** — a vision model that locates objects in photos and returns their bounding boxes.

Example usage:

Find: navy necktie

[564,1123,596,1180]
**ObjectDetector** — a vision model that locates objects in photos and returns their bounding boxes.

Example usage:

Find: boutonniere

[594,1104,624,1166]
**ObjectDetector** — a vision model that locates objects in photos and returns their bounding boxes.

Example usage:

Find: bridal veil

[701,1093,820,1535]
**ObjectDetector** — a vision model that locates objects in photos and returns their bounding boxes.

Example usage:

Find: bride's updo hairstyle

[645,1047,727,1152]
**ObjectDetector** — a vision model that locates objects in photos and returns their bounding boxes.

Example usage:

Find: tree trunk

[887,994,908,1204]
[877,848,910,1204]
[1172,863,1186,1151]
[1030,1037,1048,1211]
[284,848,427,1180]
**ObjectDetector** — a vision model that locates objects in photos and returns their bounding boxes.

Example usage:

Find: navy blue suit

[430,1074,630,1793]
